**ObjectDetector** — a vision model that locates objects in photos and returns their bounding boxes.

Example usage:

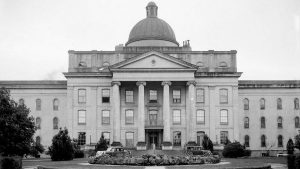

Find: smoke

[43,68,66,80]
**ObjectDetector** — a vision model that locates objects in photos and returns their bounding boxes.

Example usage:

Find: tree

[202,134,214,152]
[222,142,245,158]
[294,134,300,150]
[28,141,45,158]
[0,87,35,156]
[287,138,294,154]
[95,134,108,151]
[224,137,231,146]
[48,128,74,161]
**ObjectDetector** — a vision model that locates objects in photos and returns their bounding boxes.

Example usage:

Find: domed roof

[126,2,179,46]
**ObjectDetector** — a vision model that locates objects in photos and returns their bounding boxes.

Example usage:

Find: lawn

[23,157,287,169]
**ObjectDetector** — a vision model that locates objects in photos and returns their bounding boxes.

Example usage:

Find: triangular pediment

[110,51,197,70]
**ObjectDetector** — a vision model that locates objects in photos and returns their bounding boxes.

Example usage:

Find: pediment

[110,51,197,70]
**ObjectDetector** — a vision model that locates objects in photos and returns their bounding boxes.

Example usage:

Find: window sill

[78,123,86,125]
[220,122,228,125]
[197,122,205,125]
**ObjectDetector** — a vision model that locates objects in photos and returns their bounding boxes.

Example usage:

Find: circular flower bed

[88,153,221,166]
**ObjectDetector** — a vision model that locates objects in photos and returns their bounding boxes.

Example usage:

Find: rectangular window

[196,110,205,124]
[36,99,41,111]
[78,110,86,124]
[219,89,228,104]
[196,89,205,103]
[149,90,157,103]
[220,109,228,124]
[173,90,181,103]
[220,131,229,144]
[78,89,86,103]
[102,110,110,125]
[125,132,134,147]
[102,132,110,144]
[125,110,134,124]
[78,132,86,145]
[173,131,181,146]
[102,89,110,103]
[173,110,181,124]
[125,90,134,103]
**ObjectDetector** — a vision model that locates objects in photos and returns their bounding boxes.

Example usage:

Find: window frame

[78,110,86,125]
[53,117,59,129]
[78,89,86,104]
[260,98,265,110]
[102,110,110,125]
[125,109,134,124]
[244,117,249,129]
[173,131,181,147]
[243,98,249,110]
[172,109,181,124]
[196,109,205,124]
[277,98,282,110]
[219,89,228,104]
[278,135,283,147]
[125,90,134,103]
[261,135,266,147]
[36,99,41,111]
[36,117,41,129]
[78,132,86,145]
[102,132,110,145]
[196,88,205,103]
[244,135,250,147]
[102,89,110,103]
[220,109,228,125]
[172,89,181,103]
[19,99,24,106]
[277,116,283,129]
[125,132,134,147]
[295,116,300,128]
[295,98,299,110]
[53,98,59,111]
[149,90,158,103]
[220,131,229,144]
[261,116,266,129]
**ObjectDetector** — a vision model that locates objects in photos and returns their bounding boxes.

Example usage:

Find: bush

[243,149,251,157]
[222,142,245,158]
[29,142,45,158]
[95,134,108,151]
[48,128,74,161]
[202,134,214,152]
[287,154,295,169]
[287,138,294,154]
[74,149,84,158]
[1,157,21,169]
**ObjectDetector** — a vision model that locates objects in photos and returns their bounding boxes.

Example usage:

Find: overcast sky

[0,0,299,80]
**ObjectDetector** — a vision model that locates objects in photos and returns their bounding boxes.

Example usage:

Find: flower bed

[88,153,221,166]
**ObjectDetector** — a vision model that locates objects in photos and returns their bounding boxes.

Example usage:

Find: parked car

[96,147,131,158]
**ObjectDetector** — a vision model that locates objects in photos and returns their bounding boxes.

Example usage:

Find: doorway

[146,129,162,149]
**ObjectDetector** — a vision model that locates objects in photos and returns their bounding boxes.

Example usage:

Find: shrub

[1,157,21,169]
[243,149,252,157]
[29,142,45,158]
[295,155,300,169]
[95,134,108,151]
[202,134,214,152]
[287,154,295,169]
[287,138,294,154]
[48,128,74,161]
[222,142,245,158]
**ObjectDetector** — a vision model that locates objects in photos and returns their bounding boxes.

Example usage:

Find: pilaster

[111,81,122,146]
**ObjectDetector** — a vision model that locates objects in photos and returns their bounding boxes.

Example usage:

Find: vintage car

[96,147,131,158]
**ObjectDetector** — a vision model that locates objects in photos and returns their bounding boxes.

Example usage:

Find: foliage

[1,157,21,169]
[224,137,231,146]
[287,138,294,154]
[0,87,35,156]
[95,134,108,151]
[48,128,74,161]
[287,154,295,169]
[295,134,300,150]
[202,134,214,152]
[222,142,249,158]
[28,142,45,158]
[72,139,84,158]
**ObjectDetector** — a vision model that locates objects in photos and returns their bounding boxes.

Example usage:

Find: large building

[1,2,300,156]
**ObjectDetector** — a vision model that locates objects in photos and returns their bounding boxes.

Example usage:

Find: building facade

[1,2,300,155]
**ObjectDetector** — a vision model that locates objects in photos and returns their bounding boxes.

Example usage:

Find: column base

[111,141,122,147]
[136,142,147,150]
[162,142,173,150]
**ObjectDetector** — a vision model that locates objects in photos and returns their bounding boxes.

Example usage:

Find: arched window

[261,135,266,147]
[36,117,41,129]
[220,109,228,124]
[295,98,299,110]
[243,98,249,110]
[260,98,265,110]
[36,99,41,111]
[278,135,283,147]
[261,116,265,128]
[19,99,24,106]
[173,131,181,147]
[277,98,282,110]
[53,98,59,111]
[295,116,300,128]
[244,135,250,147]
[277,116,283,128]
[244,117,249,129]
[36,136,41,145]
[53,117,58,129]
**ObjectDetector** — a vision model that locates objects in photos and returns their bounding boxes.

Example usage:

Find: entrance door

[148,132,159,149]
[149,110,158,126]
[197,131,205,146]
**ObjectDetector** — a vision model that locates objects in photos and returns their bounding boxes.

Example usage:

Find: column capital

[187,81,197,86]
[136,81,146,86]
[161,81,172,86]
[111,81,121,86]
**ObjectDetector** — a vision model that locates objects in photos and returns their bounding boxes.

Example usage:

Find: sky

[0,0,299,80]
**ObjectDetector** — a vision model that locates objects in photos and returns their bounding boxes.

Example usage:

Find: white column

[209,85,217,143]
[112,81,121,144]
[162,81,172,142]
[232,86,240,141]
[187,81,197,142]
[136,81,146,143]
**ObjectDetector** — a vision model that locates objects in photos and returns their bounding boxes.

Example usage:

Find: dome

[126,2,179,47]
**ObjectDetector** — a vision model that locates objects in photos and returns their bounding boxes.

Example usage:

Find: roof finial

[146,2,158,18]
